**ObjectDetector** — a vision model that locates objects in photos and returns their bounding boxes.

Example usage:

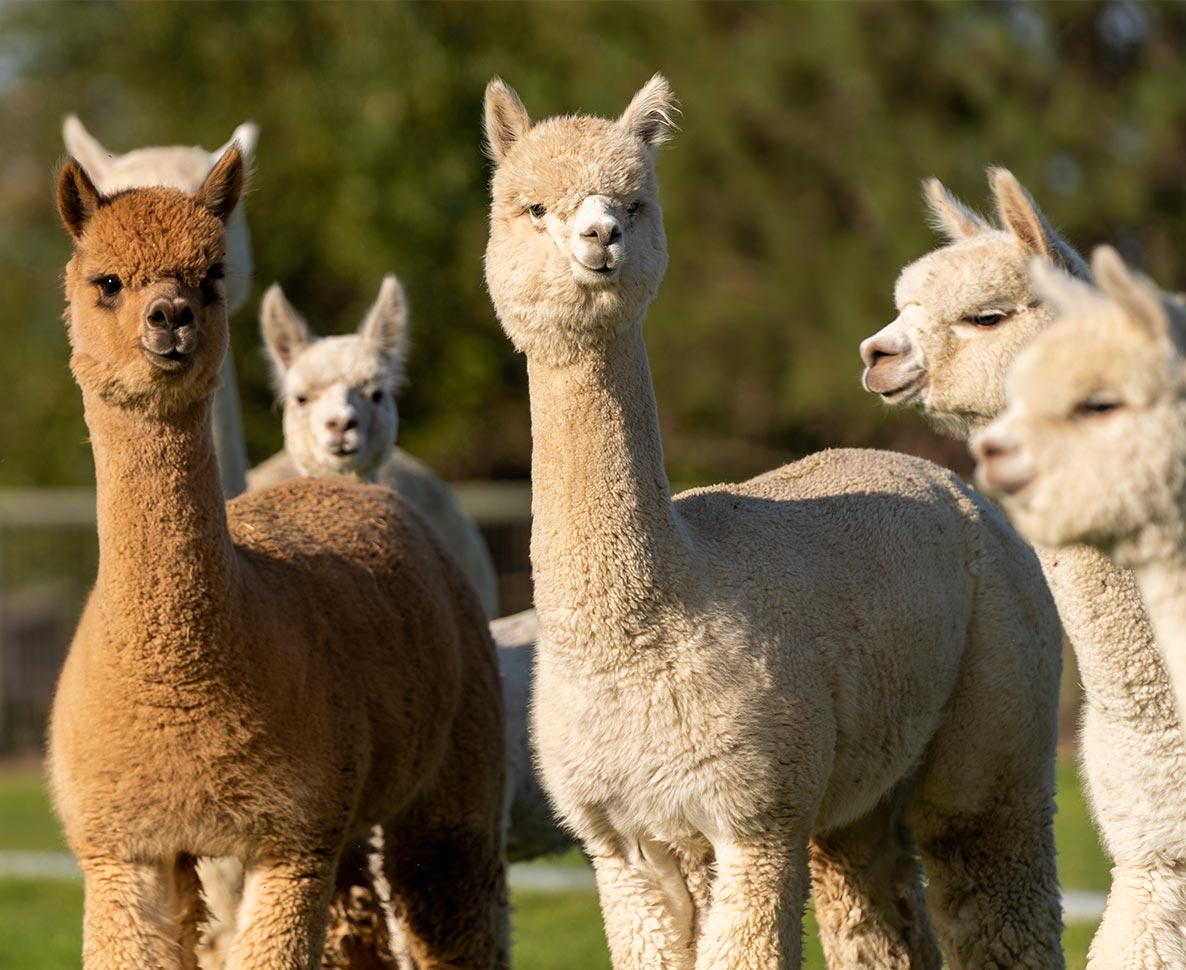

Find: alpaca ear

[214,121,259,165]
[1091,246,1171,340]
[484,77,532,164]
[260,283,312,376]
[988,167,1087,278]
[922,178,989,241]
[1029,256,1106,323]
[56,158,105,239]
[619,74,679,149]
[360,274,409,363]
[61,115,114,186]
[198,143,244,225]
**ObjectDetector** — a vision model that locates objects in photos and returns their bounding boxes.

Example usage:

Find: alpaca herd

[42,75,1186,970]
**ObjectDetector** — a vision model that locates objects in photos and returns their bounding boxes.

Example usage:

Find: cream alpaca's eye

[1073,398,1123,419]
[969,310,1007,328]
[295,394,309,406]
[626,201,642,216]
[528,204,547,219]
[371,389,384,404]
[96,275,122,297]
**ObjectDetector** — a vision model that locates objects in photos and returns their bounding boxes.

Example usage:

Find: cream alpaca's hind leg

[810,798,941,970]
[223,857,337,970]
[694,835,810,970]
[79,856,204,970]
[1087,863,1186,969]
[912,796,1063,970]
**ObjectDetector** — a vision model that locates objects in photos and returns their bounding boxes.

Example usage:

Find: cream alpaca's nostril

[326,415,358,433]
[859,334,903,369]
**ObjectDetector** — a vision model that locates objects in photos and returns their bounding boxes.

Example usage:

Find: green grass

[0,759,1111,968]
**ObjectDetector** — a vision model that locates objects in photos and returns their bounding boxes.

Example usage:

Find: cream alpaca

[248,278,500,617]
[62,115,258,499]
[48,147,508,970]
[484,75,1064,970]
[860,171,1186,969]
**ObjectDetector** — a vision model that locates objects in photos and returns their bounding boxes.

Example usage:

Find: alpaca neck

[85,390,237,673]
[525,322,694,656]
[1134,553,1186,709]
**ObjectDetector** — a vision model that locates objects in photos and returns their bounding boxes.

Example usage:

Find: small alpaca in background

[49,144,508,970]
[860,172,1186,969]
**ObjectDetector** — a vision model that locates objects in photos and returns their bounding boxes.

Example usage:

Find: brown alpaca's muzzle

[142,292,199,372]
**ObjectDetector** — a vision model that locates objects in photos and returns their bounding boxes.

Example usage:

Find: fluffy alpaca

[62,115,258,500]
[860,171,1186,968]
[484,75,1064,970]
[248,277,500,618]
[48,146,508,970]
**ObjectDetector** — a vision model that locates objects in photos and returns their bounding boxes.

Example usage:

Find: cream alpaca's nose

[970,425,1033,496]
[859,330,908,369]
[325,414,358,433]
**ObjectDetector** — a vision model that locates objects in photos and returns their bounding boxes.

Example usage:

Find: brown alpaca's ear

[57,158,105,239]
[360,274,408,363]
[989,167,1088,278]
[199,143,245,224]
[922,178,989,241]
[619,74,679,149]
[484,77,532,164]
[1091,246,1171,341]
[260,283,312,377]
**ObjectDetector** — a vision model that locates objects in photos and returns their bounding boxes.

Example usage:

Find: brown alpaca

[47,146,508,970]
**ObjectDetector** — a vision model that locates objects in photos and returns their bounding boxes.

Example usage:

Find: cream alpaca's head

[860,168,1089,439]
[972,247,1186,567]
[261,276,408,481]
[57,145,245,416]
[483,75,677,365]
[62,115,258,315]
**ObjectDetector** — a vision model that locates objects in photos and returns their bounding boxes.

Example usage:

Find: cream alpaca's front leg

[694,836,810,970]
[224,857,338,970]
[1087,863,1186,969]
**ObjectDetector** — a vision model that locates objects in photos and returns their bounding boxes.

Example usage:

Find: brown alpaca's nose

[145,297,195,332]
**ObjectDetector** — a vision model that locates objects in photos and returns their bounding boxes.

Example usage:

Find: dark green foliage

[4,1,1185,485]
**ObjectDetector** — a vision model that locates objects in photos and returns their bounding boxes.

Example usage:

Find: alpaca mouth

[141,347,193,372]
[863,367,924,404]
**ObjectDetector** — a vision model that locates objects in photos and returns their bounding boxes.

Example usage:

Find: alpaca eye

[626,201,642,216]
[371,389,384,404]
[969,310,1006,328]
[1073,398,1123,419]
[295,394,309,406]
[97,275,122,297]
[528,204,547,219]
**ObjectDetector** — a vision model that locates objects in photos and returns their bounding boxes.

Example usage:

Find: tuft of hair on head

[360,274,409,364]
[483,76,533,165]
[618,73,680,149]
[988,166,1089,279]
[260,282,313,386]
[921,177,989,242]
[56,156,106,240]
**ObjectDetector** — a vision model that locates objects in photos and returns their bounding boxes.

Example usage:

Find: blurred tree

[3,0,1185,487]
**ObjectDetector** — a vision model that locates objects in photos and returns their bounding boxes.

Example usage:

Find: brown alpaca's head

[483,75,677,366]
[57,145,244,415]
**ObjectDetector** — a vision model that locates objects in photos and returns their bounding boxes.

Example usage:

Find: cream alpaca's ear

[360,274,409,364]
[922,178,989,241]
[260,283,312,378]
[56,158,105,240]
[1091,246,1171,340]
[619,74,679,149]
[1029,256,1105,322]
[199,143,245,225]
[484,77,532,164]
[61,115,114,185]
[988,167,1088,278]
[214,121,259,165]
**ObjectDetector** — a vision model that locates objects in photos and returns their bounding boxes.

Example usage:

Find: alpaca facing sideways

[484,75,1064,970]
[248,277,500,618]
[48,147,507,970]
[860,172,1186,969]
[62,114,258,499]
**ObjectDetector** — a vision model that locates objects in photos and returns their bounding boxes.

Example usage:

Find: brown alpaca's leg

[78,856,188,969]
[223,856,338,970]
[173,854,209,970]
[321,835,399,970]
[810,796,941,970]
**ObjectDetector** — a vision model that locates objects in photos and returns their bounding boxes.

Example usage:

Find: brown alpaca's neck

[84,390,237,674]
[526,322,694,651]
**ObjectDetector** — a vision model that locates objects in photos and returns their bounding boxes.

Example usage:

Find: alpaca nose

[326,415,358,433]
[859,333,903,369]
[970,424,1034,497]
[581,219,622,246]
[145,297,195,333]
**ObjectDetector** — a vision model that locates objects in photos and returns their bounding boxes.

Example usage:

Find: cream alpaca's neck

[526,321,694,655]
[1133,555,1186,693]
[85,389,237,675]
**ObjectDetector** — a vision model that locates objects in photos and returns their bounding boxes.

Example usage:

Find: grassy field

[0,757,1111,968]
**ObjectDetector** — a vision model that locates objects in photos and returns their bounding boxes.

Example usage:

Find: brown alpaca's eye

[528,204,547,219]
[97,275,122,297]
[371,389,385,404]
[626,201,642,216]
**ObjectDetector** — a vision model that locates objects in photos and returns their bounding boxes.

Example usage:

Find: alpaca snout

[860,333,924,398]
[572,195,625,275]
[971,425,1034,497]
[143,296,199,359]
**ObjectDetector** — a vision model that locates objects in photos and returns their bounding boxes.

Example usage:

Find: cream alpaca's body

[48,148,507,970]
[62,115,257,499]
[861,170,1186,968]
[485,76,1063,970]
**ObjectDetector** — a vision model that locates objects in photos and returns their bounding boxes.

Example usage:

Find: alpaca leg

[810,797,941,970]
[197,857,245,970]
[694,833,810,970]
[223,856,337,970]
[321,834,399,970]
[1087,862,1186,969]
[911,794,1063,970]
[383,826,508,970]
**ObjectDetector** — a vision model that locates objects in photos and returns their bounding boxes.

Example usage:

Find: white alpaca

[61,115,258,500]
[860,170,1186,968]
[248,278,500,618]
[483,75,1065,970]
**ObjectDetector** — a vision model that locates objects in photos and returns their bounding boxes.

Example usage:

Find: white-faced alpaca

[48,146,508,970]
[248,278,500,618]
[62,115,258,500]
[484,75,1064,970]
[860,172,1186,969]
